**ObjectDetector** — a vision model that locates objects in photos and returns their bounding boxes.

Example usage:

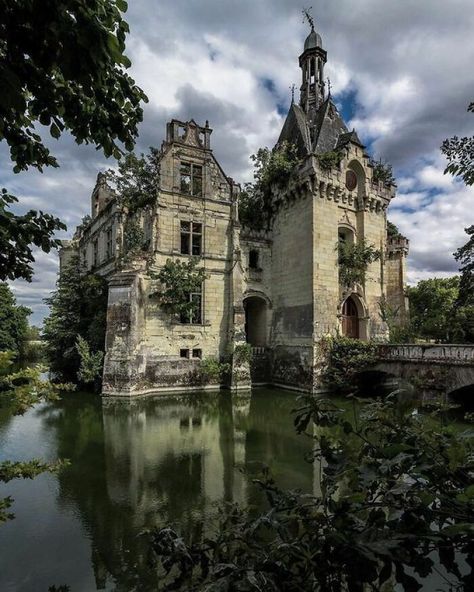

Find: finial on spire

[327,77,332,97]
[302,7,315,31]
[289,83,296,103]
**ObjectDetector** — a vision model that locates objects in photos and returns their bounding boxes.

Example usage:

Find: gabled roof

[312,98,349,154]
[277,102,312,156]
[336,130,365,150]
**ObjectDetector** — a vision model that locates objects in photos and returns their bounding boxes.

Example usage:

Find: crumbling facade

[60,24,408,395]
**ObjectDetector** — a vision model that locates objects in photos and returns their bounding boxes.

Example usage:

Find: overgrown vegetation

[106,148,160,214]
[372,158,396,186]
[76,336,104,389]
[319,335,378,393]
[337,239,381,286]
[233,342,253,365]
[378,295,413,343]
[148,393,474,591]
[43,256,108,382]
[197,358,231,384]
[316,149,343,171]
[123,218,148,257]
[0,283,30,356]
[239,142,299,230]
[387,220,403,238]
[442,102,474,186]
[151,259,207,319]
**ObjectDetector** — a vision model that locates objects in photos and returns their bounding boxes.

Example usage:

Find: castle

[59,23,409,396]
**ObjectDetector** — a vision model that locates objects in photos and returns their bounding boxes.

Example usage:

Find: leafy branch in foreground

[146,394,474,591]
[442,102,474,186]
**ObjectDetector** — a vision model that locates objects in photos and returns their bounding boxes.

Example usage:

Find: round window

[345,170,357,191]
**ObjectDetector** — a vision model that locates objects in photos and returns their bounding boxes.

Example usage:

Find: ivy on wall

[337,239,381,286]
[150,258,207,318]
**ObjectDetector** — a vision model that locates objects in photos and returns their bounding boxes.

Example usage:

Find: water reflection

[0,389,313,591]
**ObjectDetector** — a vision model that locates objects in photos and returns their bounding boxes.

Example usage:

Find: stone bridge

[374,344,474,399]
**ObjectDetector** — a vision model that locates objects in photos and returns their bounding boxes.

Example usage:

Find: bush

[320,335,378,393]
[338,240,381,286]
[316,149,343,171]
[76,336,104,390]
[198,358,230,384]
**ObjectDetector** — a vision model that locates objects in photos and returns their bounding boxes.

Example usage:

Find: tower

[299,23,327,113]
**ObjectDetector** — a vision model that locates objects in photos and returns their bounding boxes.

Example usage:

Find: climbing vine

[150,258,207,318]
[337,239,381,286]
[233,342,252,365]
[239,141,299,230]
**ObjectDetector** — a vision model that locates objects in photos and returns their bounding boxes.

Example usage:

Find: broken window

[249,249,259,269]
[180,162,203,197]
[180,349,190,358]
[180,289,202,325]
[180,221,202,255]
[93,239,99,267]
[192,349,202,359]
[106,228,113,259]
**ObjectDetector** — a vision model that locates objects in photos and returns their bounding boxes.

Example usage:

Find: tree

[148,395,474,591]
[387,220,402,238]
[442,102,474,186]
[452,226,474,342]
[407,277,460,342]
[337,239,381,286]
[0,283,30,355]
[43,256,108,381]
[0,0,147,282]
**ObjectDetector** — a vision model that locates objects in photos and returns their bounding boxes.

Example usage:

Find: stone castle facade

[59,25,409,396]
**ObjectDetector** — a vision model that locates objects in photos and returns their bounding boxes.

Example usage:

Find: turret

[299,24,327,113]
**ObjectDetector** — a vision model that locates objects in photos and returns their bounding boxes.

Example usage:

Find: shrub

[198,358,230,384]
[233,343,252,365]
[76,336,104,390]
[316,149,343,171]
[320,335,378,393]
[372,159,395,185]
[337,239,381,286]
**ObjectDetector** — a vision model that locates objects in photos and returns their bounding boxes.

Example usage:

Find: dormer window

[180,162,203,197]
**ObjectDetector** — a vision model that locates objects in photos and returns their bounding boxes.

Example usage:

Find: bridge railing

[377,344,474,365]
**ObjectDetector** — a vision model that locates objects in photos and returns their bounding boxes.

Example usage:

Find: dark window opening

[93,239,99,267]
[181,221,202,255]
[192,349,202,359]
[180,290,202,325]
[106,228,113,259]
[180,349,190,358]
[249,249,260,269]
[180,162,203,197]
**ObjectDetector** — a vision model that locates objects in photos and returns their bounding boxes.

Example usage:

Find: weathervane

[302,7,315,31]
[289,83,296,103]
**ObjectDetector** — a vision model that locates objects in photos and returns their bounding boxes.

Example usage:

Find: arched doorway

[244,296,267,347]
[341,296,359,338]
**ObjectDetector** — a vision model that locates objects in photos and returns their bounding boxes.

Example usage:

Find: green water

[0,388,316,591]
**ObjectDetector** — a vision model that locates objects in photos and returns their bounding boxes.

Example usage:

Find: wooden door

[342,297,359,339]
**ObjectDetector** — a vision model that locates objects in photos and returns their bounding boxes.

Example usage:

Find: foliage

[43,256,108,381]
[454,225,474,307]
[147,394,474,591]
[123,218,148,256]
[106,148,161,214]
[316,149,343,171]
[234,342,253,365]
[407,277,461,343]
[76,336,104,388]
[0,283,30,355]
[442,102,474,186]
[372,158,396,185]
[151,259,207,318]
[319,335,378,393]
[337,239,381,286]
[239,142,299,230]
[0,351,73,524]
[198,358,231,384]
[0,0,147,173]
[387,220,402,238]
[0,189,65,281]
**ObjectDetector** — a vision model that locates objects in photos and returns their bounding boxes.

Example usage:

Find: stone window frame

[180,220,203,256]
[93,238,99,268]
[180,161,203,197]
[179,285,203,325]
[105,227,113,260]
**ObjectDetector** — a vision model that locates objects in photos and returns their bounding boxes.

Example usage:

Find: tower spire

[299,10,327,113]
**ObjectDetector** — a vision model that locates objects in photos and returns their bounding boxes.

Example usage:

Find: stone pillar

[102,267,147,397]
[228,188,251,392]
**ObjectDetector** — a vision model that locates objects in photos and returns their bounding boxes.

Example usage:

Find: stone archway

[243,296,268,347]
[340,293,368,340]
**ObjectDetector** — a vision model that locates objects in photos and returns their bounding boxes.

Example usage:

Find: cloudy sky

[4,0,474,325]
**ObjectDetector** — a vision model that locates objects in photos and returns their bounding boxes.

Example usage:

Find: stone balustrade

[378,344,474,365]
